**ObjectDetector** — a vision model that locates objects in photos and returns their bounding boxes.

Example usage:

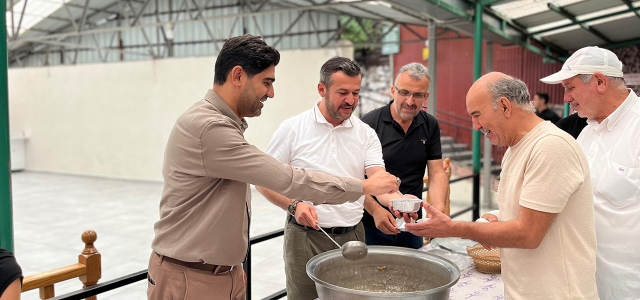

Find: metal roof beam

[479,0,505,5]
[72,0,92,64]
[45,1,122,37]
[33,39,150,56]
[242,0,266,38]
[401,23,426,40]
[603,37,640,50]
[63,1,80,32]
[186,0,221,52]
[13,0,27,40]
[272,11,308,47]
[10,0,384,45]
[420,0,471,21]
[530,5,640,36]
[547,3,612,44]
[322,16,353,47]
[421,0,565,61]
[485,23,563,62]
[478,5,567,56]
[620,0,640,21]
[65,3,119,16]
[131,0,152,26]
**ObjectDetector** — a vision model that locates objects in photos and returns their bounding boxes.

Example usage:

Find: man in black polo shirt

[556,112,588,139]
[361,63,449,248]
[532,92,561,124]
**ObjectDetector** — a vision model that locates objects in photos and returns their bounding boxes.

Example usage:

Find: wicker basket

[466,244,501,274]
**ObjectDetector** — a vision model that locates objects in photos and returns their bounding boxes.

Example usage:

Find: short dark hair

[535,92,549,104]
[319,57,361,89]
[214,34,280,85]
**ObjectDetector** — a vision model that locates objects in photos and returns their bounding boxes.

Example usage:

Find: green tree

[339,17,384,49]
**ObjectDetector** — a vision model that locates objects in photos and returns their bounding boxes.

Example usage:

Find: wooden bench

[21,230,101,300]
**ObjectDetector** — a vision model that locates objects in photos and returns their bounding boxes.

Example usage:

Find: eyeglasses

[394,86,427,100]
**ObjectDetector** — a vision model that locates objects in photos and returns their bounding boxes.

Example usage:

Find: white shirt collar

[586,89,637,132]
[312,102,353,128]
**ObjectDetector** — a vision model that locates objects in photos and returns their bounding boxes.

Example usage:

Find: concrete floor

[11,170,494,300]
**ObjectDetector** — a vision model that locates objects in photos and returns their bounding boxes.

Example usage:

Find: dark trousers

[364,225,424,249]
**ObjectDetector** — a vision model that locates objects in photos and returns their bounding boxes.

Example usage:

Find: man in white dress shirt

[541,46,640,300]
[256,57,407,300]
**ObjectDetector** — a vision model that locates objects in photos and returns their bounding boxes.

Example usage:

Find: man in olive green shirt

[147,34,400,300]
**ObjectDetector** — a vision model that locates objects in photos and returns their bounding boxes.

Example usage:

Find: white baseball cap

[540,46,623,84]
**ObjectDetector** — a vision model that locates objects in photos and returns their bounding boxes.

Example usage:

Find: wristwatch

[287,200,302,215]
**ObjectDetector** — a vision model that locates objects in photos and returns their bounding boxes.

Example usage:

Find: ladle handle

[287,211,342,249]
[316,225,342,249]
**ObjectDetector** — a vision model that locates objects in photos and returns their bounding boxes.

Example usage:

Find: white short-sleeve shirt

[577,90,640,300]
[266,103,385,227]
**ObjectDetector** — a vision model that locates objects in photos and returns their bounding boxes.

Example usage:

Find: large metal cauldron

[306,246,460,300]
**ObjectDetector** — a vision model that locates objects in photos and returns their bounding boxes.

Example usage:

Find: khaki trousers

[284,220,365,300]
[147,252,245,300]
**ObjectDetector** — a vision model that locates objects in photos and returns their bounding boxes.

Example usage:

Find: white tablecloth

[420,244,505,300]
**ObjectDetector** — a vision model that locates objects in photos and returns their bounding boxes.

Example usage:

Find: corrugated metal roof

[7,0,640,67]
[492,0,640,51]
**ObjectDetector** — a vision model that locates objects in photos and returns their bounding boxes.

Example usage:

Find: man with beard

[148,36,400,300]
[256,57,411,300]
[360,63,449,249]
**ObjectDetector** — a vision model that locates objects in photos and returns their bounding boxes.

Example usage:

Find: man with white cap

[541,46,640,300]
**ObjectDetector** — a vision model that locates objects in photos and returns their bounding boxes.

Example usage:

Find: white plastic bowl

[391,198,423,213]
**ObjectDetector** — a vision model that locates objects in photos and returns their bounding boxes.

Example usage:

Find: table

[420,244,505,300]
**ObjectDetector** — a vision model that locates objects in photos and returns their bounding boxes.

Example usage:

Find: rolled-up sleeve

[200,119,363,204]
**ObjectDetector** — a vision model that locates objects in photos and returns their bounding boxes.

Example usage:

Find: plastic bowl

[391,198,423,213]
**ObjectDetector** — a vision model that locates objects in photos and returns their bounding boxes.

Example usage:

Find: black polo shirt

[556,113,588,139]
[0,249,22,296]
[536,108,561,124]
[360,102,443,227]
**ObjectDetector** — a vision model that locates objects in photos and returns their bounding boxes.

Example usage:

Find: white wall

[9,44,354,181]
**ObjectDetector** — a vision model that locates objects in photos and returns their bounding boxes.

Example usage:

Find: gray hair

[395,63,430,82]
[577,73,627,89]
[577,74,593,83]
[487,76,534,112]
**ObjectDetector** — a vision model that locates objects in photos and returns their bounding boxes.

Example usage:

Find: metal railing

[243,230,287,300]
[50,173,480,300]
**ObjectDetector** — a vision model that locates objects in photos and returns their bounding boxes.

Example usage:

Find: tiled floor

[11,170,494,300]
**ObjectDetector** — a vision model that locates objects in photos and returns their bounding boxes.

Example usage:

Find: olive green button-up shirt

[151,90,364,265]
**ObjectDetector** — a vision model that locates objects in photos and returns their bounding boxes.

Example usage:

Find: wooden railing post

[424,158,452,216]
[78,230,101,300]
[39,285,54,299]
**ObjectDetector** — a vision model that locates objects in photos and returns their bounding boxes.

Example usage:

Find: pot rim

[306,246,461,297]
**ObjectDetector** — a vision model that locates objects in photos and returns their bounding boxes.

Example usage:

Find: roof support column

[427,19,437,115]
[0,0,15,252]
[483,42,494,208]
[472,1,482,220]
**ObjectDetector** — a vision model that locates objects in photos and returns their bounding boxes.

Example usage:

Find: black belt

[288,215,357,235]
[157,252,234,275]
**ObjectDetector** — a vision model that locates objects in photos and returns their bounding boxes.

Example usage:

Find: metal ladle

[287,211,368,261]
[315,225,368,261]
